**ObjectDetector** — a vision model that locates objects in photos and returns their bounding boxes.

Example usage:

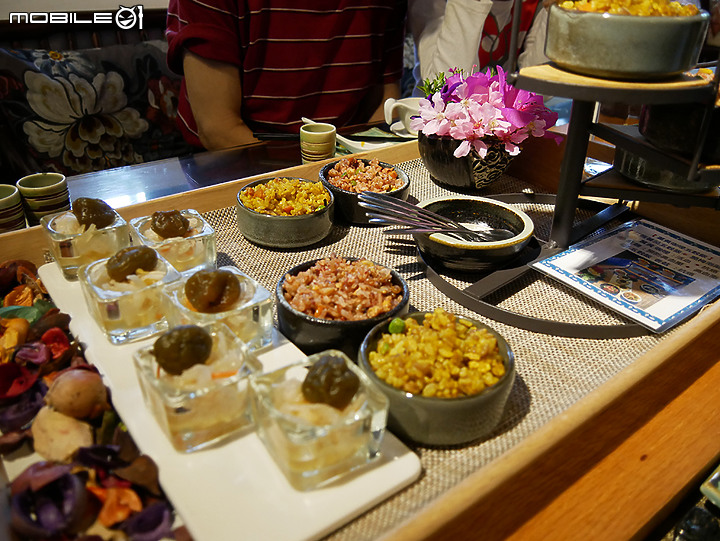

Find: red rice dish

[325,158,404,193]
[281,255,403,321]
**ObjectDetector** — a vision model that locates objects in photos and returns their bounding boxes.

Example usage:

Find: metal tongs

[357,192,515,242]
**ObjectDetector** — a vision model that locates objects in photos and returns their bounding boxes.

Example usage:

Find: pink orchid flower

[415,66,560,159]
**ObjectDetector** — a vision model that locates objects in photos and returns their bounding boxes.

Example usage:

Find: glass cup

[41,209,131,281]
[249,350,389,491]
[134,321,261,452]
[129,209,217,275]
[162,266,273,351]
[79,252,180,345]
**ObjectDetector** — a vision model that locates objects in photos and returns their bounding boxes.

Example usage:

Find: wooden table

[3,139,720,541]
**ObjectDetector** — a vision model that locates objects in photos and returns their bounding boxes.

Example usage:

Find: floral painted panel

[0,40,194,184]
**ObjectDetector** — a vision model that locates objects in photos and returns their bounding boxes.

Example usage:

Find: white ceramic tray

[26,263,422,541]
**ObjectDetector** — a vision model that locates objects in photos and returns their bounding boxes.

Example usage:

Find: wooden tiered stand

[514,63,720,249]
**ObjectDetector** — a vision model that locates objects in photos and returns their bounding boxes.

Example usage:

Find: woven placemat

[203,159,670,540]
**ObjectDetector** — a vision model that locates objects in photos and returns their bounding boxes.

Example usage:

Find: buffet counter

[3,140,720,541]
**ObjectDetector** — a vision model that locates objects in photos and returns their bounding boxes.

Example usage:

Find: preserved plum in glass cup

[249,350,389,490]
[79,246,180,345]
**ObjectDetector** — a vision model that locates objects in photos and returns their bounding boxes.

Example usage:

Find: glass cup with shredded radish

[79,246,181,345]
[134,322,261,452]
[41,202,130,281]
[249,350,388,490]
[130,209,217,275]
[163,266,273,351]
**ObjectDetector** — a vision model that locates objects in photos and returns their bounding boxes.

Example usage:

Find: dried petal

[121,501,174,541]
[0,380,47,432]
[15,342,52,366]
[87,485,143,527]
[0,363,39,400]
[27,308,71,341]
[3,285,34,307]
[10,471,88,539]
[10,461,73,496]
[40,327,71,360]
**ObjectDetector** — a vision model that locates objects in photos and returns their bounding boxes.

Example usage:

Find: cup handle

[384,98,397,126]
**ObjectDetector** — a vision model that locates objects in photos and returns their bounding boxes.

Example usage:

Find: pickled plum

[150,210,190,239]
[106,246,158,282]
[185,269,241,313]
[301,354,359,410]
[72,198,115,230]
[153,325,212,375]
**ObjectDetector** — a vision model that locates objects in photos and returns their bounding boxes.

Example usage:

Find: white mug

[384,97,422,136]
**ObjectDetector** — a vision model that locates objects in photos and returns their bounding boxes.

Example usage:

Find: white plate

[390,121,418,139]
[33,263,422,541]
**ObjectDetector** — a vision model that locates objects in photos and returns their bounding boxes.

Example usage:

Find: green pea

[388,317,406,334]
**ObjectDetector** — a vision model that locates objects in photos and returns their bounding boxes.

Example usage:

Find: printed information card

[533,219,720,332]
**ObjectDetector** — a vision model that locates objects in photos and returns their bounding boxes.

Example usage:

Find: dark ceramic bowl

[545,4,710,80]
[236,177,334,248]
[613,147,719,193]
[276,257,410,357]
[413,196,534,272]
[358,311,516,446]
[318,159,410,225]
[639,103,720,163]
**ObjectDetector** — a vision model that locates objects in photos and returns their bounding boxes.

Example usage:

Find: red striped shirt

[166,0,407,147]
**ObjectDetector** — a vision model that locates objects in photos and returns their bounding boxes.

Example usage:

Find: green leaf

[33,299,55,317]
[0,305,44,324]
[417,71,448,98]
[0,299,56,325]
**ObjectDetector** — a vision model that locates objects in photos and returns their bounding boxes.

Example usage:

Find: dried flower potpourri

[0,256,183,540]
[368,308,506,398]
[411,67,561,158]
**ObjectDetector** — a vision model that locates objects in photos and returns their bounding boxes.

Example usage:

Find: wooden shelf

[581,168,720,208]
[516,63,714,104]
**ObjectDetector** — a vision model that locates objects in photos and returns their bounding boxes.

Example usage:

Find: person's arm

[368,82,402,123]
[182,50,259,150]
[517,2,550,68]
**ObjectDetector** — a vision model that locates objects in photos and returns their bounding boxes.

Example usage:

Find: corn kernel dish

[235,177,334,248]
[367,309,505,398]
[545,3,710,80]
[358,309,516,445]
[238,177,330,216]
[557,0,699,16]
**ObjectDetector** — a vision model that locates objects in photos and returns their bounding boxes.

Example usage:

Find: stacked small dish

[0,185,26,233]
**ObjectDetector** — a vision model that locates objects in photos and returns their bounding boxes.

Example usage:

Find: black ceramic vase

[417,132,514,191]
